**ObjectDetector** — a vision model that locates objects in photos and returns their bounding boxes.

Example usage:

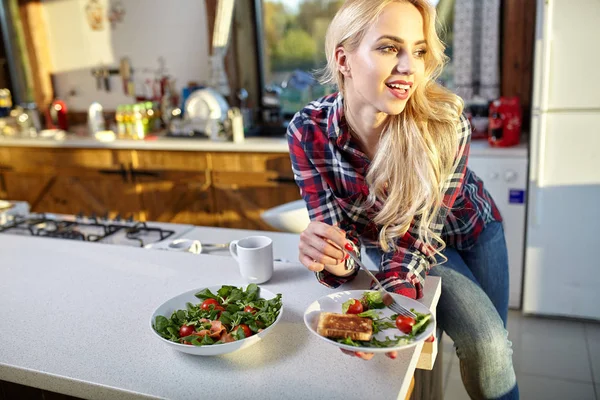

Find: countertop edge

[0,137,528,156]
[0,137,290,153]
[0,363,159,400]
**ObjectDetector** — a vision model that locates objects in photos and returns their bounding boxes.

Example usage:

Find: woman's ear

[335,46,351,77]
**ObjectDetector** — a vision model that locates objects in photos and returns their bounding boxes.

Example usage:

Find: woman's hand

[340,349,397,360]
[298,221,351,276]
[340,334,434,360]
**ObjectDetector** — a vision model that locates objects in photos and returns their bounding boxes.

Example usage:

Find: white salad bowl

[150,285,283,356]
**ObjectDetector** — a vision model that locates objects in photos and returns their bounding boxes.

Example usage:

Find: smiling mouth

[385,83,411,94]
[385,83,411,100]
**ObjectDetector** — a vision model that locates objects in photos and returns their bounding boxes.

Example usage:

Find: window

[261,0,343,117]
[257,0,452,119]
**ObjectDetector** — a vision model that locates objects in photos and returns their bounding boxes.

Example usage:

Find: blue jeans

[430,221,519,399]
[366,221,519,399]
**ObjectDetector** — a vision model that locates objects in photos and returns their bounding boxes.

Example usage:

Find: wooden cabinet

[213,171,300,230]
[0,147,144,219]
[3,170,143,219]
[210,152,300,230]
[126,150,217,225]
[133,170,218,226]
[0,146,301,231]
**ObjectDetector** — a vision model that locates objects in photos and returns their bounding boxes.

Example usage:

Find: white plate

[303,290,435,353]
[184,87,229,122]
[150,285,283,356]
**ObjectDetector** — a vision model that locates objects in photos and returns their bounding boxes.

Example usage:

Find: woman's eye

[414,49,428,58]
[379,45,397,54]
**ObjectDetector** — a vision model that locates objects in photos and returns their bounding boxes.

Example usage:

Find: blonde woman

[287,1,518,399]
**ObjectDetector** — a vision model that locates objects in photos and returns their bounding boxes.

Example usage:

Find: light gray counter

[0,134,527,157]
[0,136,289,153]
[0,228,441,400]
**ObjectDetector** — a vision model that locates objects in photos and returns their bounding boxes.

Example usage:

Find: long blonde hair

[320,0,464,258]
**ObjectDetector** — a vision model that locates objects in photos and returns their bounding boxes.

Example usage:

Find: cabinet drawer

[129,150,209,171]
[2,147,117,170]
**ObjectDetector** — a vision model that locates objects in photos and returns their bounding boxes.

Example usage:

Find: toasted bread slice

[317,312,373,341]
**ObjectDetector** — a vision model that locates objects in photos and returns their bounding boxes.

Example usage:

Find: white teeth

[387,83,411,90]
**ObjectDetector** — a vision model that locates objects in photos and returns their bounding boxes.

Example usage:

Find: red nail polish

[344,242,353,251]
[344,253,350,261]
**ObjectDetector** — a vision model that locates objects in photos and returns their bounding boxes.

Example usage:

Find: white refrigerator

[523,0,600,320]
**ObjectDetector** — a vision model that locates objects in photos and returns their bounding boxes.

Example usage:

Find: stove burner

[0,213,176,247]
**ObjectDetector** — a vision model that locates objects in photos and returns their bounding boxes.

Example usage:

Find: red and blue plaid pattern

[287,92,502,299]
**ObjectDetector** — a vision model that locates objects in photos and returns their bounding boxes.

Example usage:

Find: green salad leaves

[153,284,282,346]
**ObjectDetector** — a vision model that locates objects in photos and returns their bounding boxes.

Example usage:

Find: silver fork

[344,248,417,319]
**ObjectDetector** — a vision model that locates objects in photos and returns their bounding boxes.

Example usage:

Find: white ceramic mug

[229,236,274,284]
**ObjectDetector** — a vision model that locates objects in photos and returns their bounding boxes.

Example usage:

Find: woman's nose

[396,53,415,76]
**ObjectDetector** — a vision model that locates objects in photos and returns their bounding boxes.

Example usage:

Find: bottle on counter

[152,101,162,131]
[131,103,146,139]
[143,101,155,134]
[123,104,134,138]
[87,102,105,136]
[115,105,127,138]
[0,89,12,118]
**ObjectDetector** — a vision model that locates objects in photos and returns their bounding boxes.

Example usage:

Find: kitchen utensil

[47,99,68,130]
[150,285,283,356]
[168,239,229,254]
[344,243,416,319]
[488,96,522,147]
[303,289,435,353]
[119,57,133,96]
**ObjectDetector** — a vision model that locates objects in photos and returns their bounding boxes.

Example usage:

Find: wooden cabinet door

[133,170,218,226]
[2,169,143,219]
[212,171,301,230]
[2,171,54,206]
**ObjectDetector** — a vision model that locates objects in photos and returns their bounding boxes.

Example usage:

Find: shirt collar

[326,92,349,143]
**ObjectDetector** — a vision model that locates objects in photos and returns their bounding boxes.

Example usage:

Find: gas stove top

[0,212,193,248]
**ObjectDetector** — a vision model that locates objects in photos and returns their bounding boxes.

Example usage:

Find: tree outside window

[262,0,453,117]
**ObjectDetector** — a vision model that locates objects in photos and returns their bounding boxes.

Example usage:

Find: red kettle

[46,99,69,130]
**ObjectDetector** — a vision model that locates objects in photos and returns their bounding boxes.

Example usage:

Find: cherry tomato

[395,315,416,334]
[244,305,257,314]
[346,299,364,315]
[233,324,253,338]
[179,325,194,337]
[200,298,220,310]
[213,305,225,319]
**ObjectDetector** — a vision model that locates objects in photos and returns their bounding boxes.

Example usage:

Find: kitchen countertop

[0,135,290,153]
[0,134,527,156]
[0,228,441,400]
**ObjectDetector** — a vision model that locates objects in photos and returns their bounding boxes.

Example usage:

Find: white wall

[43,0,210,111]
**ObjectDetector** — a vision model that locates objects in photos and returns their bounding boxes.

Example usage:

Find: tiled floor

[442,310,599,400]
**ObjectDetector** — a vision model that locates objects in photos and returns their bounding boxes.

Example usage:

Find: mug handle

[229,240,239,261]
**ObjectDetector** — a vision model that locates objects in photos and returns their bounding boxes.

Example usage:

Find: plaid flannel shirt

[287,92,502,299]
